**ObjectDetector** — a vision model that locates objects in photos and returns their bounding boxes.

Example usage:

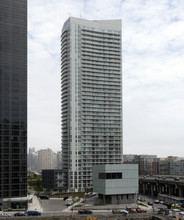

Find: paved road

[36,194,168,217]
[139,195,167,211]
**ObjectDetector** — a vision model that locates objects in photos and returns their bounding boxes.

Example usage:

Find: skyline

[28,0,184,157]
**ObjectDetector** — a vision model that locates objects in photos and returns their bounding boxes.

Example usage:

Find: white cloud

[28,0,184,157]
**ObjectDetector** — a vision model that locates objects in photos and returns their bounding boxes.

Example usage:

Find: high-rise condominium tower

[61,17,122,191]
[0,0,27,200]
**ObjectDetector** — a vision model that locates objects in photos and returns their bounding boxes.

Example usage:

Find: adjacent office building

[0,0,27,207]
[42,169,63,191]
[61,17,122,191]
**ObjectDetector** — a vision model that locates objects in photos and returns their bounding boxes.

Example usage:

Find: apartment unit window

[99,172,122,179]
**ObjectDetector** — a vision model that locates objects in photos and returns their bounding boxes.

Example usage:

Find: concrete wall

[93,164,138,195]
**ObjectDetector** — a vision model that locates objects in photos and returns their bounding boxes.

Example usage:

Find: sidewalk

[28,195,43,212]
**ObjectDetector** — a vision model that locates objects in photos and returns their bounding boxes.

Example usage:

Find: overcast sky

[28,0,184,157]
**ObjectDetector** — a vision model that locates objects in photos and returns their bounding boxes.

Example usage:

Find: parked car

[14,212,26,216]
[159,200,164,204]
[78,209,93,214]
[157,208,165,213]
[154,200,159,204]
[65,198,73,206]
[136,208,146,213]
[63,196,68,201]
[112,209,123,214]
[138,196,145,202]
[0,212,11,217]
[129,209,137,213]
[26,211,41,216]
[148,201,153,206]
[125,208,136,213]
[40,195,49,200]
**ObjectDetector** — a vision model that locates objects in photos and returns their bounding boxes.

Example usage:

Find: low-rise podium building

[93,164,138,204]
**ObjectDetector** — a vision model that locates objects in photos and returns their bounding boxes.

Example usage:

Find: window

[99,172,122,179]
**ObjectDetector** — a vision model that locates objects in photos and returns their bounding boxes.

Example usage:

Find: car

[138,196,145,202]
[0,212,11,217]
[136,208,146,213]
[159,200,164,204]
[174,177,180,181]
[154,200,159,204]
[129,209,137,213]
[126,208,136,213]
[112,209,123,214]
[78,209,93,214]
[157,208,165,213]
[63,196,68,201]
[40,195,49,200]
[26,211,41,216]
[148,201,153,206]
[14,212,26,216]
[65,199,73,206]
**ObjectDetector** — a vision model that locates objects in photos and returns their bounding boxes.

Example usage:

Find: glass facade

[61,17,122,191]
[0,0,27,198]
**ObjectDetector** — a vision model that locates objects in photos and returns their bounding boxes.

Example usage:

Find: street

[138,194,168,212]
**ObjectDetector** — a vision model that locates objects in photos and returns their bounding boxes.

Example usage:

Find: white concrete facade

[61,17,122,191]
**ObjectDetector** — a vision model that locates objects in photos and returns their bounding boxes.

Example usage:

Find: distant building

[123,154,184,176]
[28,148,37,171]
[52,152,57,169]
[123,154,137,164]
[134,155,159,176]
[93,164,138,204]
[42,169,63,190]
[56,151,62,169]
[159,156,184,175]
[123,154,159,176]
[37,148,55,171]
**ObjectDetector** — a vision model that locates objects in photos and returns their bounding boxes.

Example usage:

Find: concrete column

[158,185,161,194]
[161,185,165,194]
[165,184,167,194]
[139,182,143,194]
[151,184,154,197]
[166,184,171,195]
[170,186,174,195]
[168,186,171,195]
[142,183,146,194]
[179,187,182,197]
[165,185,168,194]
[103,195,106,204]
